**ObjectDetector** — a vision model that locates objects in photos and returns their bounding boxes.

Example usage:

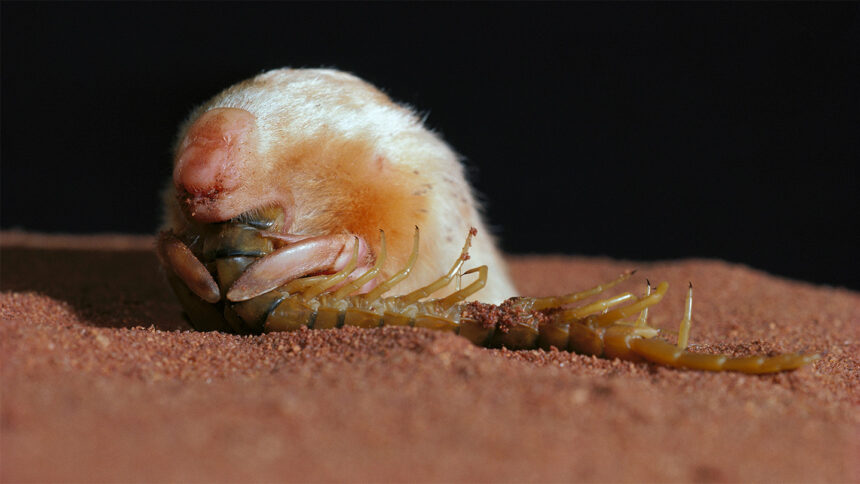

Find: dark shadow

[1,247,191,330]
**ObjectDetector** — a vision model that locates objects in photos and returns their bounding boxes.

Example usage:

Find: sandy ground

[1,232,858,483]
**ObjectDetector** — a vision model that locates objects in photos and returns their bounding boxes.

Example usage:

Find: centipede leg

[530,271,635,311]
[363,226,420,302]
[677,283,693,350]
[394,228,476,305]
[332,230,387,299]
[635,280,652,327]
[437,266,488,309]
[282,275,330,294]
[556,292,637,322]
[591,282,669,326]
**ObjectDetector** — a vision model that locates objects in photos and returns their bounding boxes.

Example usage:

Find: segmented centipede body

[159,207,818,374]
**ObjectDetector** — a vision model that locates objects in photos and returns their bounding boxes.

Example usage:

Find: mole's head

[173,107,290,225]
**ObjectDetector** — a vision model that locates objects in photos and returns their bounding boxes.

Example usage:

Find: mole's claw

[158,231,221,303]
[227,234,372,302]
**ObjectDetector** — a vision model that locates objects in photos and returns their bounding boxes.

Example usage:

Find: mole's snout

[174,107,257,203]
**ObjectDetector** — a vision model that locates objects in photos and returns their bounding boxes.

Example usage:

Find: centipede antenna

[301,237,360,300]
[677,282,693,350]
[636,280,653,327]
[363,226,420,302]
[531,270,635,311]
[395,228,476,305]
[332,230,387,300]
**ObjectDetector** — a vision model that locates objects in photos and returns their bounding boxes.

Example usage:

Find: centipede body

[158,208,818,374]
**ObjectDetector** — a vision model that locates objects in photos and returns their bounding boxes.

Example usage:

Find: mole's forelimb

[159,68,516,303]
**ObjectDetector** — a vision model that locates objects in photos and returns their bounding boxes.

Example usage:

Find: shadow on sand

[1,246,191,331]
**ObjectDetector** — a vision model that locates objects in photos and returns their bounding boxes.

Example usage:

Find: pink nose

[174,107,257,196]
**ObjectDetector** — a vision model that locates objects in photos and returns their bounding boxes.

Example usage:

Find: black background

[2,3,858,289]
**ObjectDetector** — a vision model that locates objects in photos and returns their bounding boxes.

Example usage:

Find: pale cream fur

[162,68,516,302]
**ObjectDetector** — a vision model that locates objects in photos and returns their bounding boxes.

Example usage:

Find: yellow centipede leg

[531,270,636,311]
[282,275,330,294]
[635,280,652,327]
[332,230,387,300]
[437,266,488,309]
[556,292,637,322]
[395,228,476,305]
[677,283,693,350]
[362,226,420,302]
[592,282,669,326]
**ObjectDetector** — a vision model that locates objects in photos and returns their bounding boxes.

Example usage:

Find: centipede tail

[161,208,819,374]
[604,285,819,373]
[626,338,817,373]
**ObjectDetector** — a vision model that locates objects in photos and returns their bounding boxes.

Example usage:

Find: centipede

[158,206,818,374]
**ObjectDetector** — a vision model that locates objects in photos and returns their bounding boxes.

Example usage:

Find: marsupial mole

[160,68,515,308]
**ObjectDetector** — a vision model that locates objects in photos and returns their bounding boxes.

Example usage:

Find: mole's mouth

[227,205,288,232]
[180,194,292,233]
[178,188,228,223]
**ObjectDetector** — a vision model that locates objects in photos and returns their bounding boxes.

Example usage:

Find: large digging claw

[227,234,372,302]
[157,231,220,303]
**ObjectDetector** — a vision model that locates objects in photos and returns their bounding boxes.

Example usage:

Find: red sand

[1,233,858,483]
